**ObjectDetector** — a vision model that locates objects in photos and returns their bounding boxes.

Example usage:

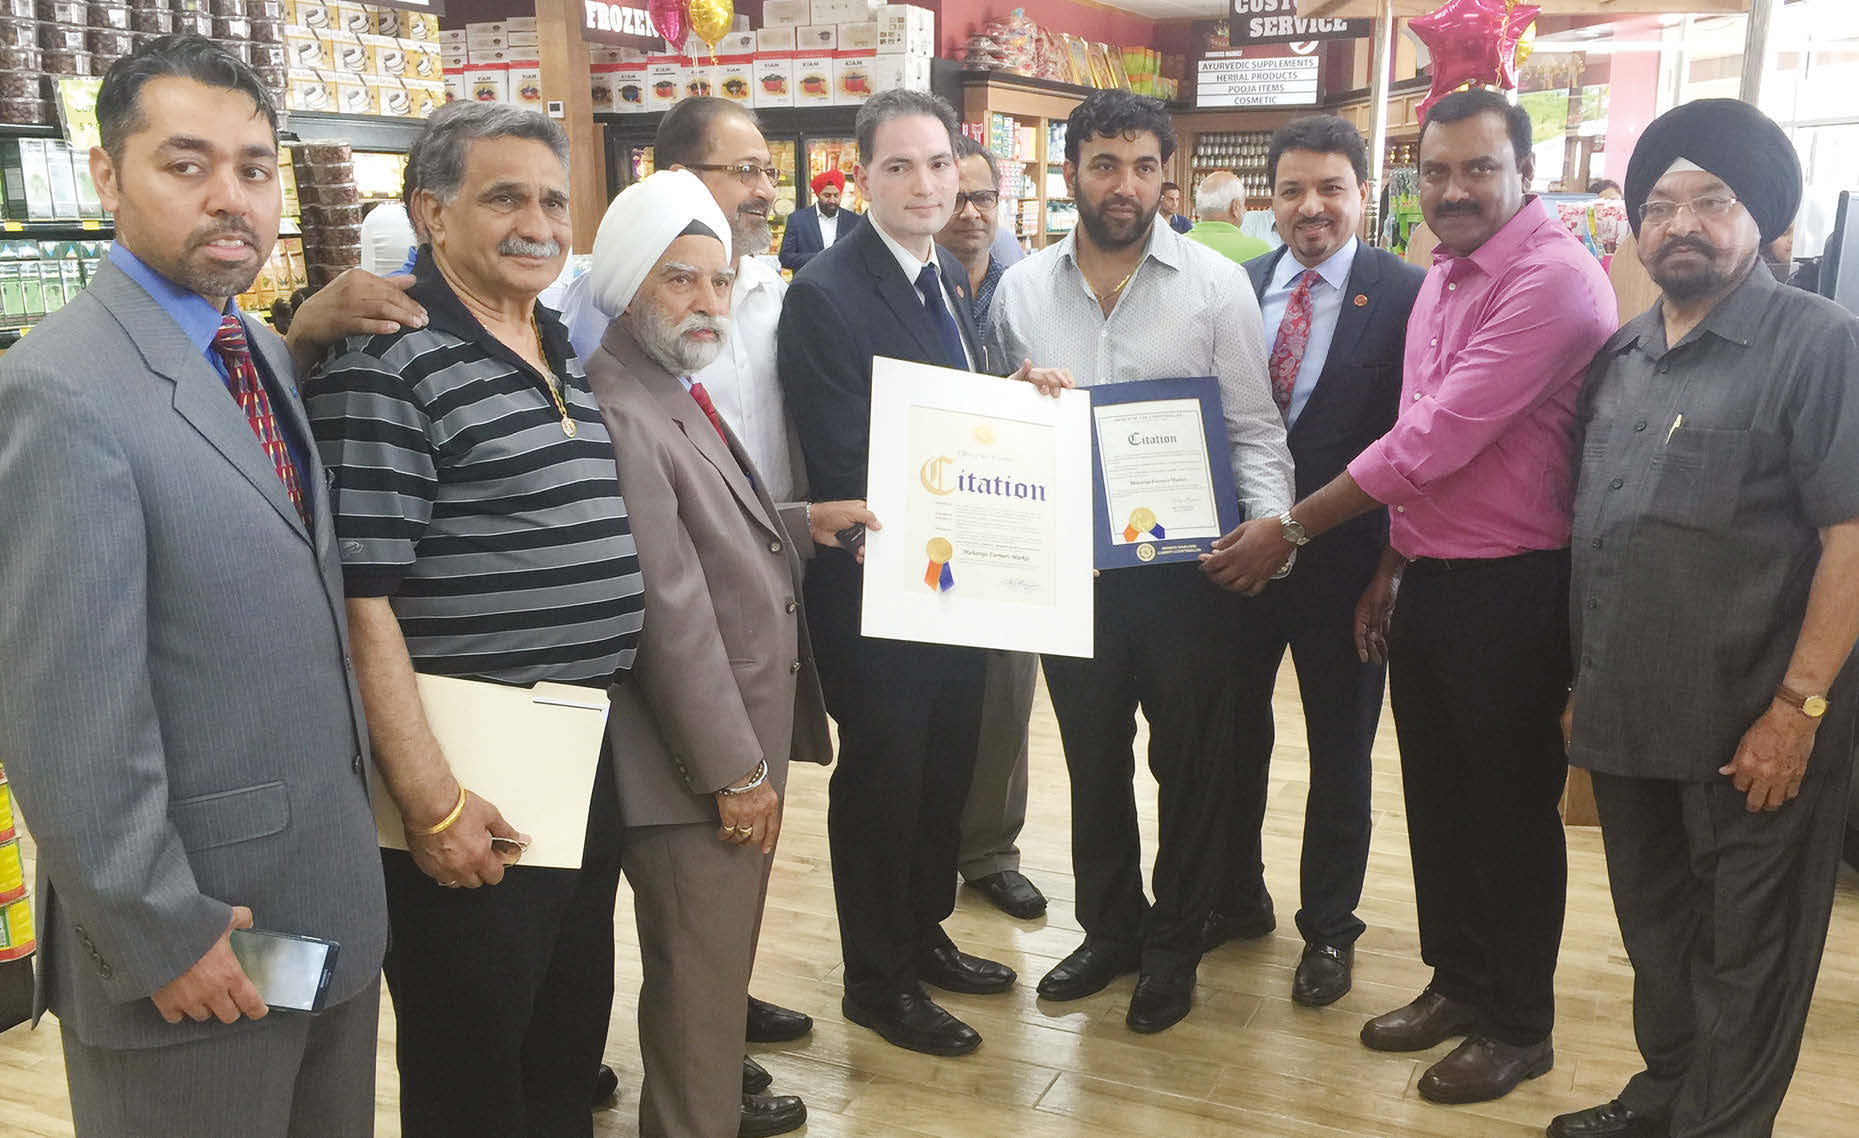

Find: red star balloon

[1410,0,1542,120]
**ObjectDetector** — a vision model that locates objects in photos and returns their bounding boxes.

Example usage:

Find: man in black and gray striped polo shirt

[308,102,640,1138]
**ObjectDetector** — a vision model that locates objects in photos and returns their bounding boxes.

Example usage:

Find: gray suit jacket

[585,325,832,830]
[0,260,388,1050]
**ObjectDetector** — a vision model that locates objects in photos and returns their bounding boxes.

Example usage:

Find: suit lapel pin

[1353,294,1368,307]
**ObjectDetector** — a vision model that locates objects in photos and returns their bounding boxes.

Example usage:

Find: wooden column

[536,0,606,253]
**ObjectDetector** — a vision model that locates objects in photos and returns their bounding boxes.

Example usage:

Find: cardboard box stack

[283,0,444,118]
[594,2,933,114]
[441,16,544,111]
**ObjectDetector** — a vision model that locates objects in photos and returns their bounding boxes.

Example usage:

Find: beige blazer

[586,324,832,829]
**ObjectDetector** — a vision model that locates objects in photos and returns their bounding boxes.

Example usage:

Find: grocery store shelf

[282,111,429,153]
[0,218,112,237]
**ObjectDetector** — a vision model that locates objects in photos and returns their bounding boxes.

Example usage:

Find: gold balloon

[688,0,732,56]
[1515,20,1537,70]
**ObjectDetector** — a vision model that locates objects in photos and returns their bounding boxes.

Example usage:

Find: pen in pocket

[1665,413,1684,445]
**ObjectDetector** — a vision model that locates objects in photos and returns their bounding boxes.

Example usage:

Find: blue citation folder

[1090,375,1242,570]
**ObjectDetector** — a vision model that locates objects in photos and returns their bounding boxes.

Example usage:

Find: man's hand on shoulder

[286,269,429,375]
[150,906,268,1025]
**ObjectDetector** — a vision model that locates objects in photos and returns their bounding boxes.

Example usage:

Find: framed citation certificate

[861,357,1095,658]
[1089,376,1241,570]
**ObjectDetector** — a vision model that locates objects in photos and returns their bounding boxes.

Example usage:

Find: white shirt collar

[1271,235,1358,294]
[733,252,783,300]
[1054,212,1184,284]
[868,212,946,286]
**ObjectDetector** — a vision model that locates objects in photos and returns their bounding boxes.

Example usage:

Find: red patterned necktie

[688,379,730,444]
[210,314,307,524]
[1268,269,1320,415]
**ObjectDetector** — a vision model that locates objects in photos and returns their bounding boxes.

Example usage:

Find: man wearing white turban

[581,168,873,1138]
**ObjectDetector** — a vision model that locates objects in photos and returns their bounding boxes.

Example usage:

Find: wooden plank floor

[5,668,1859,1136]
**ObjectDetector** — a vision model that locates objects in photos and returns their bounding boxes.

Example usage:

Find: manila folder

[369,675,609,870]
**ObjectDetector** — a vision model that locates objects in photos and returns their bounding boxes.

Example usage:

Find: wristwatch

[1278,510,1310,547]
[1776,684,1829,719]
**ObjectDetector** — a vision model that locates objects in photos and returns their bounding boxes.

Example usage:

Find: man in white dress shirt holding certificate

[988,90,1293,1035]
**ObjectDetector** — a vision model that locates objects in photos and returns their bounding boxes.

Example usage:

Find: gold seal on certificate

[861,358,1095,658]
[924,536,954,592]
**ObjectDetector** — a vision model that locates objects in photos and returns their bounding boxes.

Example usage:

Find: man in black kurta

[1555,99,1859,1138]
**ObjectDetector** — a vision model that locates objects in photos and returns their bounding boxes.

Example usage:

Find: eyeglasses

[691,162,780,186]
[1637,194,1739,227]
[954,189,1000,211]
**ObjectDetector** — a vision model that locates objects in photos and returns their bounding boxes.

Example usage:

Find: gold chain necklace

[530,312,576,437]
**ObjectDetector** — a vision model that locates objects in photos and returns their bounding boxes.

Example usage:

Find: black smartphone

[835,522,866,554]
[228,928,340,1013]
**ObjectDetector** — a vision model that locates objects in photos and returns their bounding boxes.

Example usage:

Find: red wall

[1599,16,1662,186]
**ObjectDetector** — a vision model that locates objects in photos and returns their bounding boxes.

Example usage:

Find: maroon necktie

[688,379,730,444]
[211,315,307,524]
[1268,269,1319,415]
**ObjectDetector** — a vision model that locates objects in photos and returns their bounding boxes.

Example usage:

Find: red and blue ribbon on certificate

[924,537,955,592]
[1121,507,1164,543]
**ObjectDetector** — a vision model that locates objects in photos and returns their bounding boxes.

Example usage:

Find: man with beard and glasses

[937,132,1047,923]
[1202,86,1616,1106]
[1207,114,1425,1009]
[309,101,646,1138]
[566,101,819,1075]
[1550,100,1859,1138]
[780,168,861,270]
[988,90,1293,1035]
[0,35,400,1136]
[578,168,861,1138]
[568,98,807,511]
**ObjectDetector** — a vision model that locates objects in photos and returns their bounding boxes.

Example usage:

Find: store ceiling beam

[1294,0,1747,17]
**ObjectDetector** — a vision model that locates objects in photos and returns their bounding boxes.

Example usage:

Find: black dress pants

[1041,562,1241,976]
[1386,548,1570,1045]
[1591,723,1856,1136]
[1224,541,1384,947]
[383,744,625,1138]
[806,549,988,1006]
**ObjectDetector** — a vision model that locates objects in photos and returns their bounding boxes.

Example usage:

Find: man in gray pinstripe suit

[0,37,403,1136]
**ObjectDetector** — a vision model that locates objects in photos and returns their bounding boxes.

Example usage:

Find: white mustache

[500,236,561,258]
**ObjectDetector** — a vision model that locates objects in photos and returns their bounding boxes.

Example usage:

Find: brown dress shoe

[1359,989,1481,1052]
[1416,1034,1553,1104]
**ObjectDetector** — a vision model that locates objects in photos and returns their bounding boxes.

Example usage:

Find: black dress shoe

[592,1063,619,1106]
[1201,902,1276,951]
[842,991,981,1056]
[1417,1034,1553,1104]
[1359,988,1481,1052]
[1037,941,1139,1001]
[746,995,813,1043]
[742,1054,771,1096]
[739,1092,806,1138]
[1291,943,1353,1007]
[916,943,1016,995]
[966,870,1048,919]
[1125,968,1194,1033]
[1547,1099,1670,1138]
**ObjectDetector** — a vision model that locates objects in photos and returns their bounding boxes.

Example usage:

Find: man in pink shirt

[1203,87,1616,1104]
